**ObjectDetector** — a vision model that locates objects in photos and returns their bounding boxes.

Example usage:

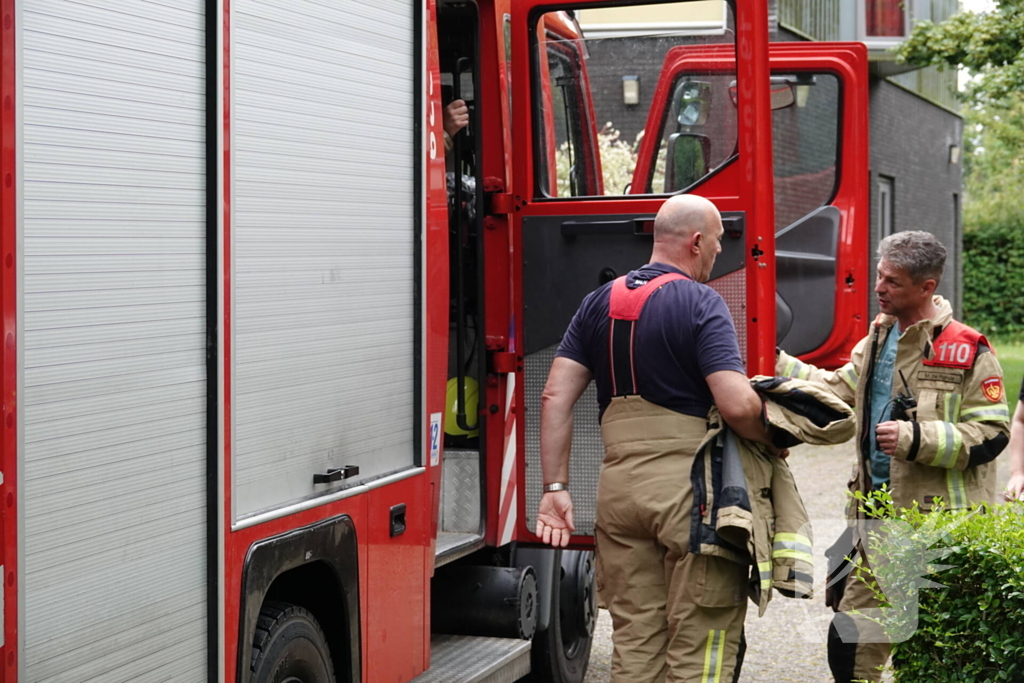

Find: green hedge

[858,492,1024,682]
[963,222,1024,336]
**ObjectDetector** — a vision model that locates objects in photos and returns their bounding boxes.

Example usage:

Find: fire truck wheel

[528,550,596,683]
[251,601,337,683]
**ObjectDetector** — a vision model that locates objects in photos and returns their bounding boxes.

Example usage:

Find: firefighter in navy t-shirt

[534,195,783,682]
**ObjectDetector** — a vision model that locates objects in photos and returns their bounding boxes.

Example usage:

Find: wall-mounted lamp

[622,75,640,106]
[948,144,961,165]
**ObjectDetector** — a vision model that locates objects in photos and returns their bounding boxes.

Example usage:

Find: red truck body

[0,1,867,682]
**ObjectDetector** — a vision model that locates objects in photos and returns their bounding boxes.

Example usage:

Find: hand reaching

[1005,473,1024,501]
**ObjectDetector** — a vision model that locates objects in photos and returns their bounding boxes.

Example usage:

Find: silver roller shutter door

[231,0,416,520]
[20,1,207,681]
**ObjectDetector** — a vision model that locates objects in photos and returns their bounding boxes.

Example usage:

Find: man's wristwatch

[543,483,568,493]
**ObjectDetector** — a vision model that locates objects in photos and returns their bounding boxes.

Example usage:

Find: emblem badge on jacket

[981,376,1004,403]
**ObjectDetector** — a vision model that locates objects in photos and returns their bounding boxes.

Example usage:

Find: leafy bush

[959,94,1024,337]
[962,221,1024,336]
[855,491,1024,683]
[554,124,665,197]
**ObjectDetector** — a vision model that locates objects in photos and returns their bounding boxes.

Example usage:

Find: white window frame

[878,175,895,239]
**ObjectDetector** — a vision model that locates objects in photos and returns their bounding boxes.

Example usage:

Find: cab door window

[771,73,840,231]
[770,71,842,356]
[650,71,740,194]
[538,31,600,197]
[534,1,737,197]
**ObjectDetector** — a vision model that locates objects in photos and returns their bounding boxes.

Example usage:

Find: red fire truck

[0,0,868,682]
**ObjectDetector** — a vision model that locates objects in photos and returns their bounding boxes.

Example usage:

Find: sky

[956,0,996,89]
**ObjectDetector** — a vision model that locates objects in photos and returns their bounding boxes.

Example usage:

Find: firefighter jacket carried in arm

[777,296,1010,514]
[690,376,857,615]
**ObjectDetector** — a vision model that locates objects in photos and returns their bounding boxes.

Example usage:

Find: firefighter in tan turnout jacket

[777,231,1011,683]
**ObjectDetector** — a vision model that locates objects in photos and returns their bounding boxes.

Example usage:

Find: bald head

[649,194,724,283]
[652,194,721,244]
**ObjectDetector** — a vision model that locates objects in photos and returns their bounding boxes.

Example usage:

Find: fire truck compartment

[411,635,532,683]
[229,0,418,521]
[19,0,210,679]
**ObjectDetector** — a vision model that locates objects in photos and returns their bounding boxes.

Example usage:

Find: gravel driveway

[584,441,1013,682]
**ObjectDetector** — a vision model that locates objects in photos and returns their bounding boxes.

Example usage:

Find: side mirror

[670,80,712,128]
[769,80,796,111]
[665,133,711,193]
[727,77,797,111]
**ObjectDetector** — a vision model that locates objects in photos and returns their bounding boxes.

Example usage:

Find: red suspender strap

[607,272,687,397]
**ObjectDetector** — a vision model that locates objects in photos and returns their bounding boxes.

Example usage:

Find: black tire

[528,550,597,683]
[251,601,337,683]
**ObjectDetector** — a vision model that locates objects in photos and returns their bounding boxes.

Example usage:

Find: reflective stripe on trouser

[597,397,748,683]
[830,552,891,683]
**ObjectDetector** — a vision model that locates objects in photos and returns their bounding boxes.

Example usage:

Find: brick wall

[778,27,964,316]
[868,78,963,315]
[582,34,733,146]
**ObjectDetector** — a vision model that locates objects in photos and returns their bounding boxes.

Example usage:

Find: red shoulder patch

[981,377,1004,403]
[923,321,986,369]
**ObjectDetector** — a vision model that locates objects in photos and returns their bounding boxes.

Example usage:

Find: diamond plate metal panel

[441,450,481,534]
[709,268,747,370]
[412,635,532,683]
[434,532,485,569]
[524,346,604,537]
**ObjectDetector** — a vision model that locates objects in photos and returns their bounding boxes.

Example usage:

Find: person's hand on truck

[443,99,469,138]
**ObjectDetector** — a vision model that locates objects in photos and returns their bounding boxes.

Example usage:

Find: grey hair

[877,230,946,285]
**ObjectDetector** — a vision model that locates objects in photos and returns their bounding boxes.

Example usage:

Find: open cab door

[508,0,780,548]
[632,41,870,368]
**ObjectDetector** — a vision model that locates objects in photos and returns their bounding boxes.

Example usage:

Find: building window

[865,0,905,37]
[878,176,894,239]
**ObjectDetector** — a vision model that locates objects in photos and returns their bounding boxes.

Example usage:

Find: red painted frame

[508,0,778,549]
[631,42,870,368]
[482,6,607,550]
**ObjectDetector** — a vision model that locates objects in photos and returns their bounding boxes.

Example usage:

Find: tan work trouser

[830,550,891,683]
[596,397,748,683]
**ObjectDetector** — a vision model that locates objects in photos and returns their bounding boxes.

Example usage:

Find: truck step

[435,531,483,567]
[412,634,531,683]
